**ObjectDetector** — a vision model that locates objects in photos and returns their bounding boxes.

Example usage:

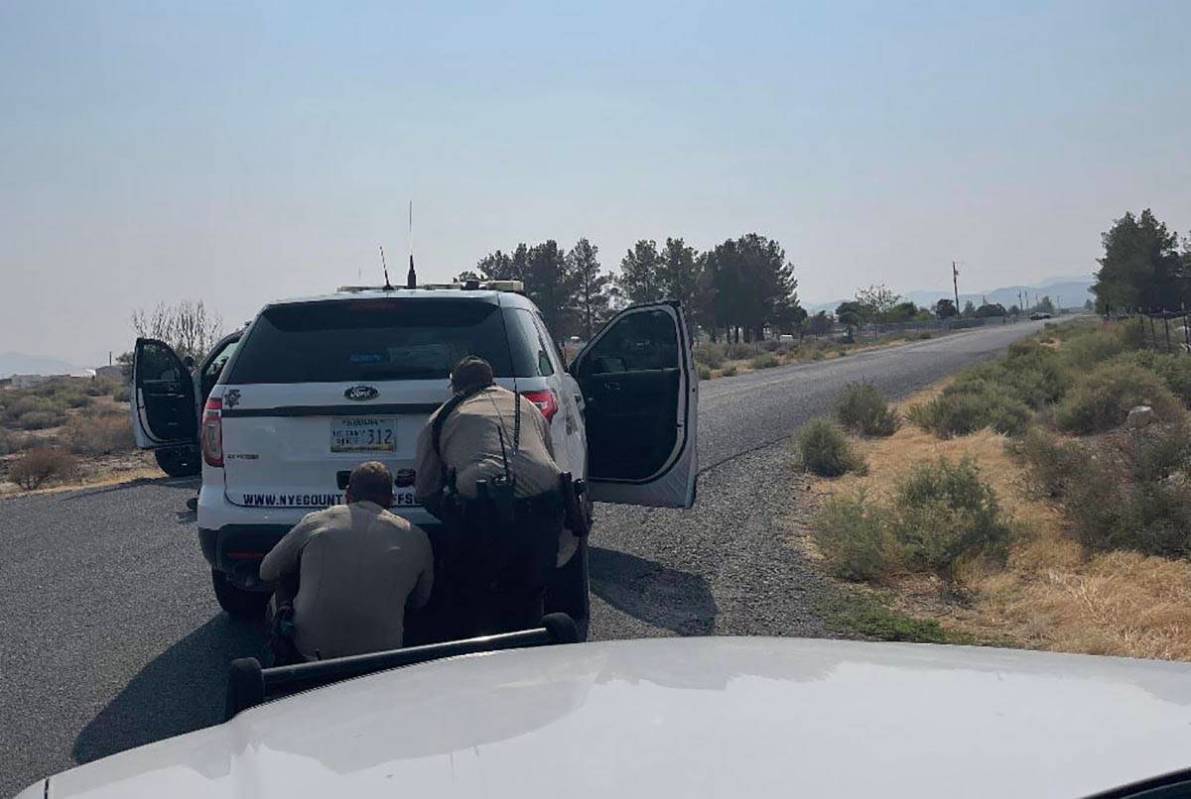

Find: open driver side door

[130,337,199,449]
[569,301,698,508]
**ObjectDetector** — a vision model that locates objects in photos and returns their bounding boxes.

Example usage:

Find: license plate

[330,417,397,453]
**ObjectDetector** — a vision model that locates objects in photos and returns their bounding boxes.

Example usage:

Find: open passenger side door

[130,337,198,449]
[569,301,698,508]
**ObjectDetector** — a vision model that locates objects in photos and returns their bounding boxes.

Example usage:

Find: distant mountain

[804,275,1095,314]
[0,352,82,379]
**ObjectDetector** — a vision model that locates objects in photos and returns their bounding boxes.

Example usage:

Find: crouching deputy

[414,357,586,637]
[260,461,434,663]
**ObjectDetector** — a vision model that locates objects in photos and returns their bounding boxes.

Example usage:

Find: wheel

[545,537,590,641]
[155,446,201,477]
[212,570,269,618]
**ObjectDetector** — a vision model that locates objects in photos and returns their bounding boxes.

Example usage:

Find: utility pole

[952,261,960,312]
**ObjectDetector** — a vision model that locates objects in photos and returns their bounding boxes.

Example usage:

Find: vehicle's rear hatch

[217,295,538,513]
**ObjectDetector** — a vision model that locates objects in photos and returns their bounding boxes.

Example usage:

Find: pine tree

[566,238,612,338]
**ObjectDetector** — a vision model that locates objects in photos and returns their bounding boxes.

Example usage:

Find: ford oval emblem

[344,385,379,401]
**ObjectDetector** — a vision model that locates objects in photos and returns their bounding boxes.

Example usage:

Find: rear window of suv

[226,298,541,384]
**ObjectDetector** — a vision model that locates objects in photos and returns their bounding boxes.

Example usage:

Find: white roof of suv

[256,281,533,307]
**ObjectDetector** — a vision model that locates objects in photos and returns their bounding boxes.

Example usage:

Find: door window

[576,308,679,378]
[576,308,682,480]
[136,339,198,443]
[201,337,239,403]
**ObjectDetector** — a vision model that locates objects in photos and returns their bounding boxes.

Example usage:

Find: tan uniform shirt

[415,385,562,502]
[414,385,576,564]
[259,501,434,660]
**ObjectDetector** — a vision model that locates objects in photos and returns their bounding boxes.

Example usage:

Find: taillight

[520,389,559,423]
[201,396,223,467]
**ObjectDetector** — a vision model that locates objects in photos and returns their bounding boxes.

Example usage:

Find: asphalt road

[0,320,1044,795]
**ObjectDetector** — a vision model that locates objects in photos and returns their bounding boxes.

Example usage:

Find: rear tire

[546,538,590,641]
[212,570,269,618]
[155,446,201,477]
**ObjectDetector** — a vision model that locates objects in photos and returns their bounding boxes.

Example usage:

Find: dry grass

[801,382,1191,661]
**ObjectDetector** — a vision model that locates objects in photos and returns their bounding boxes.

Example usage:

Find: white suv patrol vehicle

[131,283,698,636]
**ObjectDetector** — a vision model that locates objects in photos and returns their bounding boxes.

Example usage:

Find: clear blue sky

[2,0,1189,365]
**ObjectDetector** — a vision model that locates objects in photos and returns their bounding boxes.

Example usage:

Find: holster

[560,472,590,537]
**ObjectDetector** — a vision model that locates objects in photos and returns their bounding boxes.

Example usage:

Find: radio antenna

[379,245,393,291]
[406,200,418,289]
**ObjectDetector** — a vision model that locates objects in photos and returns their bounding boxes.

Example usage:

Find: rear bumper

[199,524,292,590]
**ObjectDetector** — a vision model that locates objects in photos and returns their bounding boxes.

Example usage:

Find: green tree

[975,302,1007,318]
[772,299,808,335]
[855,284,901,320]
[617,240,665,304]
[1092,209,1185,312]
[476,246,529,282]
[887,301,919,322]
[935,298,958,319]
[808,310,833,336]
[566,238,612,339]
[1036,295,1056,315]
[659,237,702,312]
[835,301,865,339]
[703,234,799,341]
[962,300,977,317]
[523,240,580,338]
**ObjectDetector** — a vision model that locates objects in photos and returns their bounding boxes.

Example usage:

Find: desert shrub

[63,413,136,455]
[760,339,781,352]
[721,364,738,377]
[726,342,761,360]
[836,349,849,357]
[0,428,31,456]
[798,419,863,477]
[111,384,131,403]
[1059,328,1125,370]
[693,342,726,369]
[1008,339,1045,358]
[962,343,1073,409]
[1014,426,1085,498]
[697,365,712,381]
[890,458,1011,582]
[1055,362,1182,434]
[15,410,67,430]
[835,383,899,436]
[811,351,825,361]
[750,353,780,370]
[812,493,894,581]
[1117,317,1147,349]
[1064,458,1191,559]
[1147,353,1191,407]
[1019,422,1191,558]
[908,381,1031,438]
[914,331,933,340]
[7,448,77,490]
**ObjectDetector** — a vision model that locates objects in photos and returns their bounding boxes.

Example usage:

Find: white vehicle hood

[28,637,1191,799]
